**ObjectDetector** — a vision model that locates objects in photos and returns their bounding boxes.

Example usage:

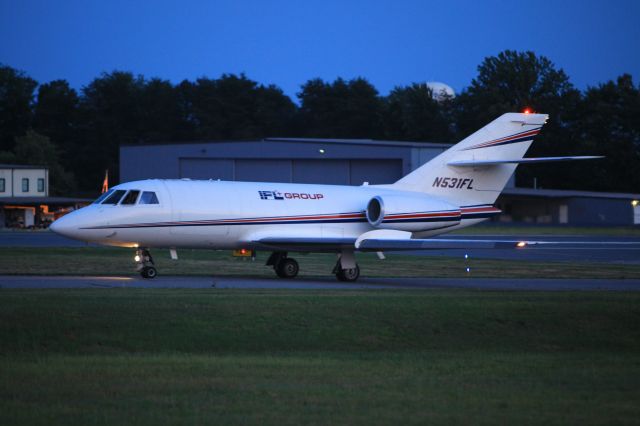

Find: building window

[22,178,29,192]
[37,178,45,192]
[0,178,5,192]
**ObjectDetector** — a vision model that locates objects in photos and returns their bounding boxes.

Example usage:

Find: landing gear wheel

[336,264,360,282]
[276,258,299,279]
[141,266,157,279]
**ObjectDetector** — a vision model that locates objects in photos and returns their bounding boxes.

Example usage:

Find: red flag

[101,170,109,193]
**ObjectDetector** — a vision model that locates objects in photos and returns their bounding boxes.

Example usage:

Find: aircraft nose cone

[50,213,79,239]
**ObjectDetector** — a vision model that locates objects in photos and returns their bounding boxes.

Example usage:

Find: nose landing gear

[135,248,157,279]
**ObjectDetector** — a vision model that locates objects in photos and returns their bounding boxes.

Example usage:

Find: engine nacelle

[365,194,461,232]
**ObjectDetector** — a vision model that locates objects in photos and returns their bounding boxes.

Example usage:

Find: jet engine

[365,194,461,232]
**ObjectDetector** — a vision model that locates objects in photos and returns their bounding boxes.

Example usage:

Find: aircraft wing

[356,238,523,251]
[358,238,640,251]
[253,235,640,252]
[252,236,514,252]
[251,236,514,252]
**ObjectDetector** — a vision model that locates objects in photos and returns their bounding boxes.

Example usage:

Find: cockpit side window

[93,189,114,204]
[121,190,140,205]
[102,189,126,205]
[139,191,159,205]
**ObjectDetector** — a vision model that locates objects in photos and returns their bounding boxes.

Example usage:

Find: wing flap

[252,237,356,252]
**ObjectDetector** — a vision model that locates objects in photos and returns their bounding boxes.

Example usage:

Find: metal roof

[263,137,453,149]
[0,196,91,206]
[122,137,453,149]
[0,164,48,170]
[502,187,640,200]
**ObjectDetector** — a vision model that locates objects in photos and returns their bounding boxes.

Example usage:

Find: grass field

[1,289,639,425]
[1,247,640,279]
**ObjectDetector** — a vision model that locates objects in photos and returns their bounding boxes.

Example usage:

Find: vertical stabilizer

[392,112,548,205]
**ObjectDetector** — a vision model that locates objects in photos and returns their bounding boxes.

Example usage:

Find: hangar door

[349,160,402,185]
[179,158,234,180]
[234,159,291,183]
[179,158,403,185]
[292,159,402,185]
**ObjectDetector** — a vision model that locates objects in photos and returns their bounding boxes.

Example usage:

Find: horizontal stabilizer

[448,156,604,167]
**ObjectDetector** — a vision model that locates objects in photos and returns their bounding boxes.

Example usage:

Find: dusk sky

[1,0,639,99]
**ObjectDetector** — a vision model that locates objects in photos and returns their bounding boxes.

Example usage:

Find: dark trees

[453,50,585,189]
[383,83,453,142]
[75,71,146,188]
[181,74,296,140]
[297,77,383,138]
[0,65,38,152]
[0,53,637,194]
[578,74,640,192]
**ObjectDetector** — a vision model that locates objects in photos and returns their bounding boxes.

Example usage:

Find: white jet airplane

[50,112,605,281]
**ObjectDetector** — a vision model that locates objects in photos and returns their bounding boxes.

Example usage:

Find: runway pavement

[2,230,638,290]
[0,231,97,247]
[1,275,640,291]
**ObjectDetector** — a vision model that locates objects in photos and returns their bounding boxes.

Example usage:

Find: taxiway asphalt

[1,275,640,291]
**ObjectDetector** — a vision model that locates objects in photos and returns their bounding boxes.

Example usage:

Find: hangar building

[120,137,453,186]
[120,138,640,226]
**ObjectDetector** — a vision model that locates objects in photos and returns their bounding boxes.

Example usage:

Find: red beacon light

[523,108,533,114]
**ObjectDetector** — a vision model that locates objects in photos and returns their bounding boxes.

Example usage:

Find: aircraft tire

[336,264,360,282]
[276,258,299,278]
[141,266,157,279]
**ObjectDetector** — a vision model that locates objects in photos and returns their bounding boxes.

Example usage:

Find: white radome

[426,81,455,101]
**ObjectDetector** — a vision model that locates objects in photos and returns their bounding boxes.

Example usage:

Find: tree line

[0,50,638,195]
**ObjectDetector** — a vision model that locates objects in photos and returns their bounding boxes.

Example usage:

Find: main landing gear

[333,251,360,282]
[266,252,299,278]
[333,263,360,282]
[135,248,157,279]
[267,251,360,282]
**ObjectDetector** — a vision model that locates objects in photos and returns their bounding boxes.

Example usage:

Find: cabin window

[121,190,140,205]
[93,189,114,204]
[0,178,5,192]
[37,178,45,192]
[22,178,29,192]
[139,191,159,205]
[102,189,126,205]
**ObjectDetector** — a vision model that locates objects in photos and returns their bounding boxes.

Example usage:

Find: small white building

[0,164,49,198]
[0,164,89,228]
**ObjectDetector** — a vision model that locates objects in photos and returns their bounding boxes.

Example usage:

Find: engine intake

[365,194,461,232]
[366,196,385,226]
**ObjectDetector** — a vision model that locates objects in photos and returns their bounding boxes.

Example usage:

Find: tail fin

[392,112,548,205]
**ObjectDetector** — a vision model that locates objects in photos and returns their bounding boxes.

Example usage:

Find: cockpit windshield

[93,189,114,204]
[101,190,127,205]
[95,189,159,205]
[121,190,140,205]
